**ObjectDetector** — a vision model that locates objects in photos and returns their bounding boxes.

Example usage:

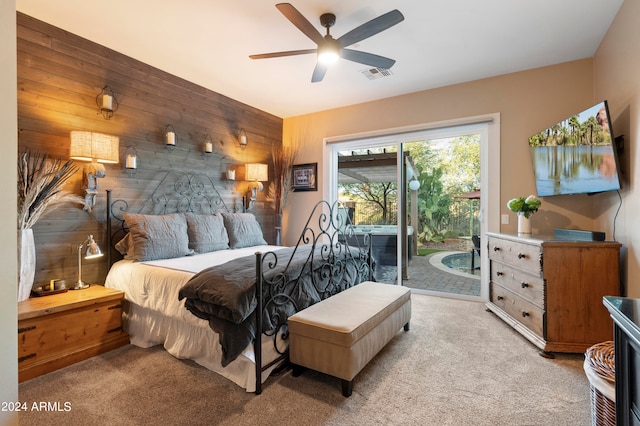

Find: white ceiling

[16,0,623,118]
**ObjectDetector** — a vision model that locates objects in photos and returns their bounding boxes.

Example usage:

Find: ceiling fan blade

[250,49,317,59]
[276,3,324,45]
[311,62,329,83]
[337,9,404,48]
[341,49,396,69]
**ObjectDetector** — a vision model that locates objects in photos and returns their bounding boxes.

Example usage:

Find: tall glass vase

[517,212,532,235]
[275,213,283,246]
[18,228,36,302]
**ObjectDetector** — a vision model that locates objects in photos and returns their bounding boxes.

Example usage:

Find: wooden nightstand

[18,285,129,382]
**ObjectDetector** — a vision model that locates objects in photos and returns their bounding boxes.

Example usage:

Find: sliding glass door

[325,115,500,301]
[336,145,400,283]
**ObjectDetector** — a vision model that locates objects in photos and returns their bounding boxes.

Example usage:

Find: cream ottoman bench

[288,281,411,397]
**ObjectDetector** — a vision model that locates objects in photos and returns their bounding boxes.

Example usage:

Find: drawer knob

[493,246,501,252]
[496,271,504,276]
[496,295,504,301]
[521,311,530,317]
[521,282,529,288]
[517,252,526,259]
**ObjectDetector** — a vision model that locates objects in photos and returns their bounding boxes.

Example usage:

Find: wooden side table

[18,285,129,382]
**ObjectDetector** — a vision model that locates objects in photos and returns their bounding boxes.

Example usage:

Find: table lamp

[72,235,103,290]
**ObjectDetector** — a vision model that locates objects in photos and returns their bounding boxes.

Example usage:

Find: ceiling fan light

[318,43,339,64]
[318,51,339,64]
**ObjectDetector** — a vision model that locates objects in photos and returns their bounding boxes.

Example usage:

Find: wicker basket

[584,341,616,426]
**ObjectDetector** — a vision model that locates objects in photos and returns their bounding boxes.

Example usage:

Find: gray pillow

[184,212,229,253]
[123,213,192,261]
[114,232,134,259]
[221,213,267,249]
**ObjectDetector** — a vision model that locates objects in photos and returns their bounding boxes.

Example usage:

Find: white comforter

[104,245,285,391]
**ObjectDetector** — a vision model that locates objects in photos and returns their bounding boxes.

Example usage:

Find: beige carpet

[19,294,593,425]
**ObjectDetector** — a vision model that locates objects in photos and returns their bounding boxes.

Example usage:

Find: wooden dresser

[18,285,129,382]
[486,232,621,355]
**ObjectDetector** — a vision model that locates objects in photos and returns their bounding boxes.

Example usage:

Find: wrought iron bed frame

[105,170,374,394]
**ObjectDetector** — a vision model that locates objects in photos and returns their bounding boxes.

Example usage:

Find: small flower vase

[18,228,36,301]
[517,212,532,235]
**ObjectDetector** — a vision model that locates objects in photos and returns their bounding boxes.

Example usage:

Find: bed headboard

[106,170,233,265]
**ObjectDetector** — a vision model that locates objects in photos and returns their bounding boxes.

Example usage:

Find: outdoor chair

[471,235,481,270]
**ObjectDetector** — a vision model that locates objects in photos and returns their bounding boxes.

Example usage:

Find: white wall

[0,0,19,424]
[283,0,640,298]
[283,59,597,243]
[594,0,640,297]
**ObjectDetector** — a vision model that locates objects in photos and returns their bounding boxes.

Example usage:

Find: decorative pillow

[114,232,134,259]
[184,212,229,253]
[123,213,192,261]
[221,212,267,249]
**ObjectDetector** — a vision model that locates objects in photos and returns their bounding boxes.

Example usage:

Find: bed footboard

[253,200,373,394]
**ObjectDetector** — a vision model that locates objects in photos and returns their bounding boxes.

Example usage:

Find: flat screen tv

[528,100,621,197]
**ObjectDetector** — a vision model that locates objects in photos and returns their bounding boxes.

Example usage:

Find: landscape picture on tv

[528,100,621,197]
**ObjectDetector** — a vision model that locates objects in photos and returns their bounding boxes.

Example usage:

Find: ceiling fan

[249,3,404,83]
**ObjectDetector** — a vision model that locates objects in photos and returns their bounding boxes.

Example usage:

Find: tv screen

[528,100,621,197]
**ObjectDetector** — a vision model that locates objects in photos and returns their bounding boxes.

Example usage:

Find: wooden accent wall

[17,13,282,289]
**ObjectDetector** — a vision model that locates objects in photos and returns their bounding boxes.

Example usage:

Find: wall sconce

[125,145,138,176]
[203,134,213,154]
[70,131,119,211]
[227,167,236,180]
[96,86,119,120]
[72,234,103,290]
[165,124,177,150]
[245,163,268,210]
[239,129,247,150]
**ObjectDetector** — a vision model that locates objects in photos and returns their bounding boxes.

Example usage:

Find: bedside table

[18,285,129,382]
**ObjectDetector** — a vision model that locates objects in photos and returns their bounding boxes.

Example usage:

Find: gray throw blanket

[178,244,370,366]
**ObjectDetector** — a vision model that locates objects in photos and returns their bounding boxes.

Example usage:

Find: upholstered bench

[288,281,411,397]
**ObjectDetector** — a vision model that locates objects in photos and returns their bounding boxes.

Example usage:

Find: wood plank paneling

[17,12,282,289]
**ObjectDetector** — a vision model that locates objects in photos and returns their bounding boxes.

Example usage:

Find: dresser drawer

[488,237,542,277]
[490,260,545,307]
[18,298,125,370]
[490,283,545,338]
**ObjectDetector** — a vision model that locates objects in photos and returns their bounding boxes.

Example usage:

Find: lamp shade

[84,235,103,259]
[246,163,268,182]
[70,131,119,164]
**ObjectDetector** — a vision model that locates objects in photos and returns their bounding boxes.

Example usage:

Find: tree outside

[338,135,480,245]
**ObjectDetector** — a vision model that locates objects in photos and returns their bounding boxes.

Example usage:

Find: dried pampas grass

[18,151,85,229]
[268,143,298,216]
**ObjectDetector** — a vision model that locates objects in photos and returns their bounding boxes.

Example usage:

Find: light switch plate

[501,214,509,225]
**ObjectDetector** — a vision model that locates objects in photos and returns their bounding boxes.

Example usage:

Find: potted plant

[17,151,84,301]
[507,195,541,234]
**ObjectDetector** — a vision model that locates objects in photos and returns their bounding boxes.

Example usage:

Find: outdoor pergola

[337,151,420,279]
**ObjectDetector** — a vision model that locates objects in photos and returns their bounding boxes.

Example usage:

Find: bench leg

[291,364,305,377]
[404,322,410,332]
[341,379,354,397]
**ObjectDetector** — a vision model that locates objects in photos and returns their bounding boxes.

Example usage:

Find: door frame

[323,113,500,301]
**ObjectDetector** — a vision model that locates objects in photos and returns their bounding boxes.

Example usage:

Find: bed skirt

[121,300,283,392]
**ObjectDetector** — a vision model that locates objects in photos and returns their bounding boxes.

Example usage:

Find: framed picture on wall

[292,163,317,192]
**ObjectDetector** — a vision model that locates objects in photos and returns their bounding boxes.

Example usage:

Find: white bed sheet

[104,245,285,392]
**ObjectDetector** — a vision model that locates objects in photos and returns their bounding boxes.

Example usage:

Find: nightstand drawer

[18,297,124,369]
[18,285,129,382]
